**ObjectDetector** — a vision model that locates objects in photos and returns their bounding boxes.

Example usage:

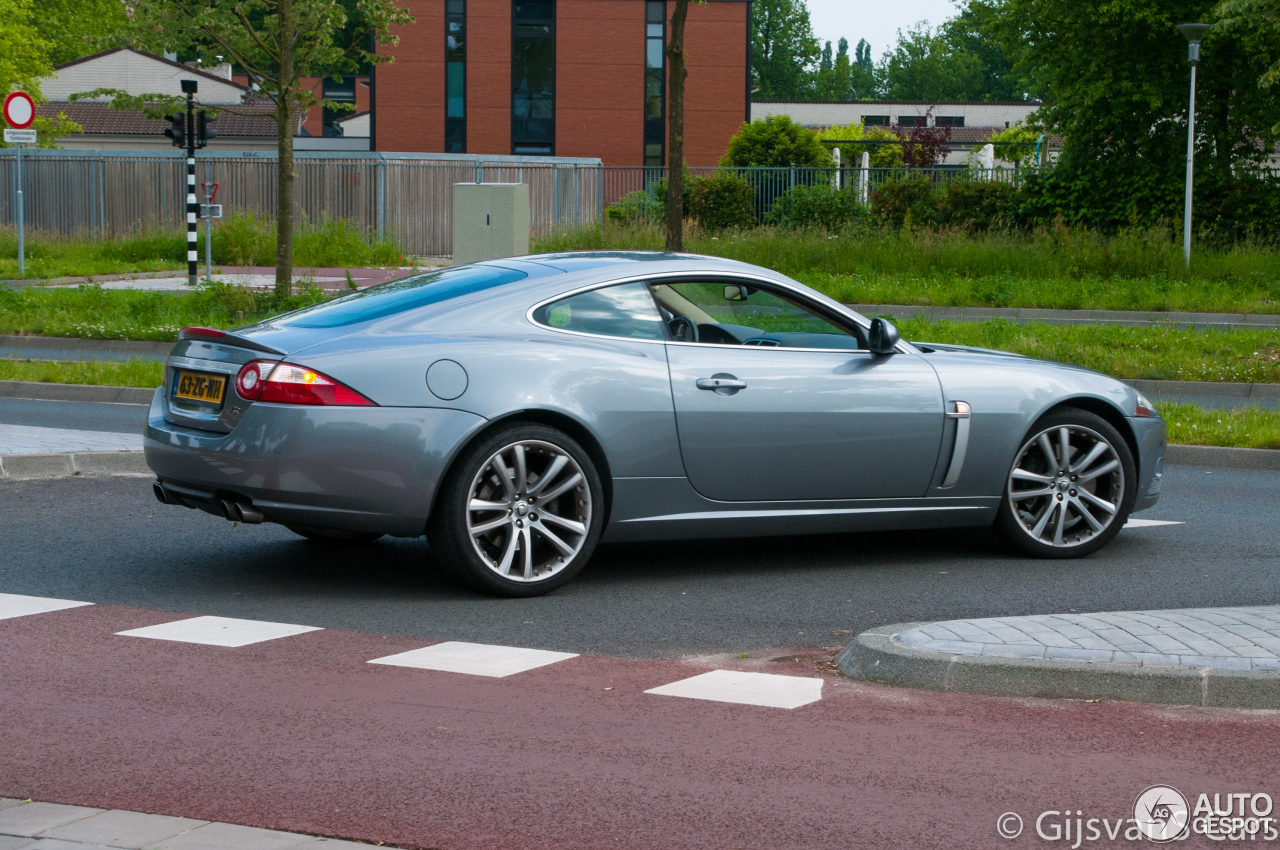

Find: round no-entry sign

[4,92,36,129]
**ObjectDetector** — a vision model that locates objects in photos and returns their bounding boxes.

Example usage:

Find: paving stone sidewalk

[0,799,372,849]
[895,606,1280,672]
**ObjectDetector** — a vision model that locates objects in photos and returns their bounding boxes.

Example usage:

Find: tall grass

[0,214,407,279]
[0,282,329,341]
[535,222,1280,314]
[0,357,164,387]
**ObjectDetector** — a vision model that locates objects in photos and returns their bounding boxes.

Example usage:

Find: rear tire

[995,409,1136,559]
[429,423,604,597]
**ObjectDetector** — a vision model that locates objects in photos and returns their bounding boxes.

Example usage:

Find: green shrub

[766,184,868,229]
[686,173,756,231]
[934,181,1019,232]
[605,188,664,223]
[721,116,831,168]
[870,178,938,228]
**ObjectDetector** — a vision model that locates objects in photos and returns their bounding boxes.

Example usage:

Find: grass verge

[0,215,407,280]
[535,223,1280,314]
[897,318,1280,384]
[1161,403,1280,450]
[0,358,164,387]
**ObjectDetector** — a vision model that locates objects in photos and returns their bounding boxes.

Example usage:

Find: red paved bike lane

[2,602,1276,849]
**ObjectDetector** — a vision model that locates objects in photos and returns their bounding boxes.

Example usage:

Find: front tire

[429,423,604,597]
[995,409,1136,558]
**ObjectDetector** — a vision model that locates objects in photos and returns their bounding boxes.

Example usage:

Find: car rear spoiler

[179,326,286,356]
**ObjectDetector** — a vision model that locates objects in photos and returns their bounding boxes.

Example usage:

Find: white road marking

[368,641,578,678]
[0,592,93,621]
[1124,519,1185,528]
[115,615,322,647]
[645,670,824,710]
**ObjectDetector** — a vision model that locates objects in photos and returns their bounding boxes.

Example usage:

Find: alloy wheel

[466,439,592,582]
[1006,424,1125,549]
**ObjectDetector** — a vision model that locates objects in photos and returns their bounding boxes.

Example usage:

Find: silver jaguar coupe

[145,252,1166,596]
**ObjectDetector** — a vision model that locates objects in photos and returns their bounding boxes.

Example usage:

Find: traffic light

[197,111,217,148]
[163,112,185,148]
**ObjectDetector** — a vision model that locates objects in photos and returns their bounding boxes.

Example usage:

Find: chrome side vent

[941,400,972,489]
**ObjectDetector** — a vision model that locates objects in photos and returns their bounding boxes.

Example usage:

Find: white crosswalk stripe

[0,593,93,621]
[115,615,322,647]
[645,670,824,709]
[369,641,578,678]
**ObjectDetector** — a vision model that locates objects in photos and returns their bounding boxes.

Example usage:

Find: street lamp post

[1177,23,1211,271]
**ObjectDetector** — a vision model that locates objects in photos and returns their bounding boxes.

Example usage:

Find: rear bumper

[144,389,486,536]
[1131,415,1168,512]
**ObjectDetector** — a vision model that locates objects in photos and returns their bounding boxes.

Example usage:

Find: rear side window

[275,265,528,329]
[533,282,665,340]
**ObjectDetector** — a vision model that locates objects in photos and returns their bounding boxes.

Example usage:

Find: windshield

[272,265,529,329]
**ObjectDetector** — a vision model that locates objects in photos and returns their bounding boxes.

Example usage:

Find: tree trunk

[275,0,296,299]
[665,0,689,253]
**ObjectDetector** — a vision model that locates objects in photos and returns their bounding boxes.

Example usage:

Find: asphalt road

[1,464,1273,659]
[0,398,148,433]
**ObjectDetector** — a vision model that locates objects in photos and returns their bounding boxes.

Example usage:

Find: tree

[751,0,820,100]
[940,2,1026,102]
[1216,0,1280,132]
[986,0,1280,228]
[852,38,876,98]
[814,37,853,100]
[878,21,987,101]
[119,0,413,296]
[33,0,129,66]
[0,0,82,148]
[665,0,706,252]
[814,123,903,168]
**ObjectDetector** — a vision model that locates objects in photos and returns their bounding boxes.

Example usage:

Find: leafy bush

[814,123,903,168]
[721,116,831,168]
[869,178,938,228]
[605,188,664,224]
[687,173,756,231]
[766,184,868,229]
[934,181,1019,232]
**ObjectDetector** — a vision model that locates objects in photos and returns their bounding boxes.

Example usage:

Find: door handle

[696,375,746,395]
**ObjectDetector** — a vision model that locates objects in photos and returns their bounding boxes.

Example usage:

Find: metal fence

[602,165,1024,222]
[0,150,604,257]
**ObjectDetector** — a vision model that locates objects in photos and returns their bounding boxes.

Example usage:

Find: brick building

[373,0,751,166]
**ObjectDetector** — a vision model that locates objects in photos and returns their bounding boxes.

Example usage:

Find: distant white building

[751,100,1054,165]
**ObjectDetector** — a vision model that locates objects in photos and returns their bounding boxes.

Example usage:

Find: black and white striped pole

[180,79,198,287]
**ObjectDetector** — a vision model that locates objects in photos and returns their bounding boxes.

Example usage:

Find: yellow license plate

[173,370,227,404]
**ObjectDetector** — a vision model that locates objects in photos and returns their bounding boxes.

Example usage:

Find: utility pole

[1177,24,1211,272]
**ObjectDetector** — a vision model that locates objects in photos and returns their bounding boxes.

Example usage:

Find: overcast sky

[806,0,961,61]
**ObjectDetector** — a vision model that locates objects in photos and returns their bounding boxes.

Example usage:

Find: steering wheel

[668,316,699,343]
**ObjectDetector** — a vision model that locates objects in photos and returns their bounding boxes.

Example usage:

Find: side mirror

[723,284,754,302]
[868,318,900,354]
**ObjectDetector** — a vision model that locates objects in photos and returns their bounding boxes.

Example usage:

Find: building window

[446,0,466,152]
[512,0,555,155]
[322,76,356,137]
[896,115,928,127]
[644,0,665,168]
[861,115,889,127]
[936,116,964,128]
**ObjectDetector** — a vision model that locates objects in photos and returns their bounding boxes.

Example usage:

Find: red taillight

[256,363,375,406]
[235,360,276,400]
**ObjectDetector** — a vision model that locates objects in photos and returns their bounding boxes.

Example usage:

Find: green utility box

[452,182,530,264]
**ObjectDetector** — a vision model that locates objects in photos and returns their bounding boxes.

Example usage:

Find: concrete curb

[0,381,156,404]
[837,622,1280,708]
[1123,378,1280,401]
[852,303,1280,331]
[1165,444,1280,470]
[0,450,150,480]
[1,271,186,289]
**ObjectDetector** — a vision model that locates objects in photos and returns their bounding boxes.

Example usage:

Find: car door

[654,278,945,502]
